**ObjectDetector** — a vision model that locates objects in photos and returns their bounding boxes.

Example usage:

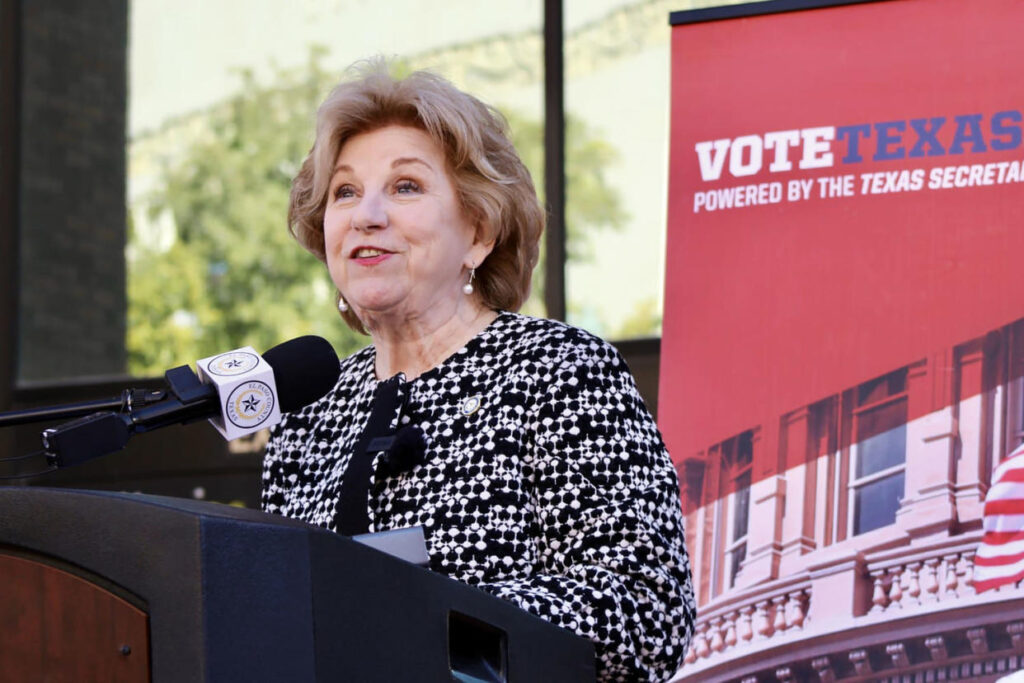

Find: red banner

[661,0,1024,464]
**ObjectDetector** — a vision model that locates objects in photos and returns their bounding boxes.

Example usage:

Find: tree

[127,53,626,374]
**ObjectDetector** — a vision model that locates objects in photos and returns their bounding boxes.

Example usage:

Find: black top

[262,312,696,681]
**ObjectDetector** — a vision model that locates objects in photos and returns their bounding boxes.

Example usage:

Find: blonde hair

[288,60,545,333]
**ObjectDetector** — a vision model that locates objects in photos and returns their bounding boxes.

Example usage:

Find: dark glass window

[850,369,908,536]
[728,468,750,589]
[855,399,907,478]
[732,470,751,542]
[853,470,905,536]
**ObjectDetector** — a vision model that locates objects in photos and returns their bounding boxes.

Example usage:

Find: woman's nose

[351,191,388,231]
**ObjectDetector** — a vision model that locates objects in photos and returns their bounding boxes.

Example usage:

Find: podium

[0,488,595,682]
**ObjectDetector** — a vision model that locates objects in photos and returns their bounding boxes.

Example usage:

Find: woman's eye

[395,179,421,194]
[333,184,356,200]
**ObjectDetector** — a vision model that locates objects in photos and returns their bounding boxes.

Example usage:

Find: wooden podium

[0,488,594,682]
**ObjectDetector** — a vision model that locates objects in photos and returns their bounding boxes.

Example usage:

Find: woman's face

[323,125,490,327]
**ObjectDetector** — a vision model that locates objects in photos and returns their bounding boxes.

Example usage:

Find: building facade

[673,319,1024,681]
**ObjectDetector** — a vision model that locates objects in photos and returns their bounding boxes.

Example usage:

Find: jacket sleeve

[475,338,696,682]
[260,411,313,517]
[260,420,289,516]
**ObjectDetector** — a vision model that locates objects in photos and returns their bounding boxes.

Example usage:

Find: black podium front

[0,488,595,682]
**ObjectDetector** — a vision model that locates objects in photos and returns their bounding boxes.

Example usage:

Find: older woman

[261,62,695,682]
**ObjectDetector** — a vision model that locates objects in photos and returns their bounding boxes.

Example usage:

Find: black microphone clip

[43,412,131,469]
[165,365,215,404]
[369,426,427,478]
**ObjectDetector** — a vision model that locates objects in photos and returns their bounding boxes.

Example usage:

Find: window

[563,0,671,339]
[727,468,751,588]
[848,370,908,536]
[1006,320,1024,454]
[710,429,754,595]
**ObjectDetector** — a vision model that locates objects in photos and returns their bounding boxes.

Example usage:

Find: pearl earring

[337,296,349,313]
[462,268,476,295]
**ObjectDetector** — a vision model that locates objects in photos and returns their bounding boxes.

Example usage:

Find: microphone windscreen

[262,336,341,413]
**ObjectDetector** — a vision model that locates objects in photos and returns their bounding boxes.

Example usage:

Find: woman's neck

[368,303,498,380]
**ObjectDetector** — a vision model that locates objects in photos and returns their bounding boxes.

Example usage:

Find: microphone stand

[0,369,209,469]
[0,388,167,475]
[35,367,214,468]
[0,389,166,428]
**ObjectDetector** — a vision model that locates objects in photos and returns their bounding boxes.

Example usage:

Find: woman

[261,61,695,682]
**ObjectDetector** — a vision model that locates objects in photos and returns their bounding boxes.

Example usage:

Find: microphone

[42,336,340,469]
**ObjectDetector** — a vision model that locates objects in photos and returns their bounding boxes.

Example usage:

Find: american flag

[974,441,1024,593]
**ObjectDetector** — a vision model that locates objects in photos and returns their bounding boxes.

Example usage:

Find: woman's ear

[468,220,496,266]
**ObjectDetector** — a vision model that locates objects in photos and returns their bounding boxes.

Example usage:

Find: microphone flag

[196,346,281,440]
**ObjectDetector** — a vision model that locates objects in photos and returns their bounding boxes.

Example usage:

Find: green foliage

[564,116,629,260]
[505,112,628,316]
[614,296,662,339]
[127,51,628,375]
[128,53,361,374]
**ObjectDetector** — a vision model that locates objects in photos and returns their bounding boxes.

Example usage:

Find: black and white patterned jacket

[261,312,696,681]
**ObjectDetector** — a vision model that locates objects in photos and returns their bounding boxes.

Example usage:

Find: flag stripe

[995,469,1024,484]
[985,499,1024,515]
[988,481,1024,500]
[975,552,1024,567]
[973,559,1024,593]
[974,552,1024,579]
[972,571,1024,593]
[992,447,1024,482]
[981,529,1024,546]
[977,535,1024,559]
[983,513,1024,532]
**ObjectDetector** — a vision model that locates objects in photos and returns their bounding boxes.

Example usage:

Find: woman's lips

[350,247,394,266]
